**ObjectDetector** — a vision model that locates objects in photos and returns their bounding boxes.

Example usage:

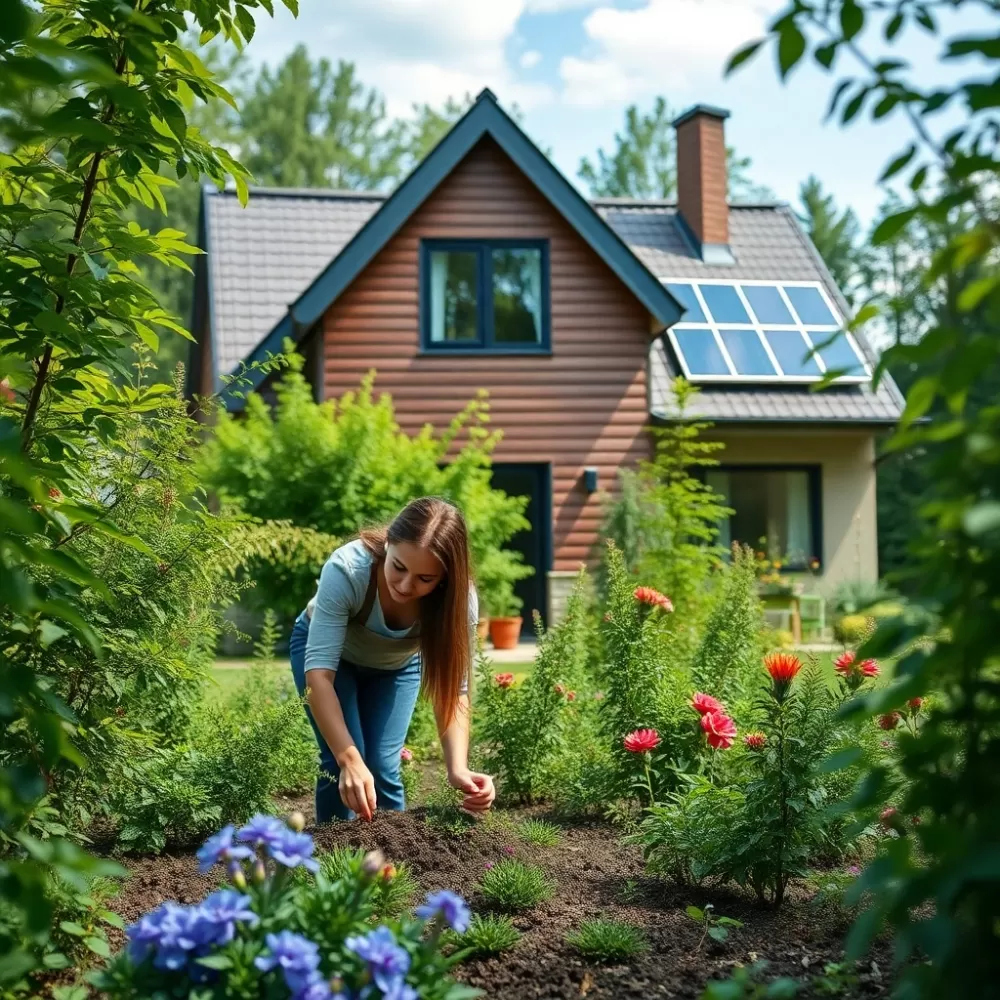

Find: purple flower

[345,926,410,995]
[484,861,495,871]
[270,829,320,873]
[415,890,471,934]
[126,903,174,965]
[502,845,516,857]
[237,814,287,849]
[197,825,254,873]
[255,931,322,992]
[200,889,258,944]
[847,865,861,876]
[150,904,209,971]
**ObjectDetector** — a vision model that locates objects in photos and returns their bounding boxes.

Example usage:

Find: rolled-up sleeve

[304,551,363,673]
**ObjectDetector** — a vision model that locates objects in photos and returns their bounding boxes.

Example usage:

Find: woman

[289,497,495,822]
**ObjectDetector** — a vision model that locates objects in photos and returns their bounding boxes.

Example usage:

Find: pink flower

[623,728,661,753]
[878,712,900,731]
[633,586,674,612]
[701,711,737,750]
[691,692,724,716]
[907,697,923,712]
[400,747,413,762]
[834,651,856,677]
[743,731,767,751]
[880,807,901,832]
[554,683,565,695]
[502,845,516,857]
[566,690,577,702]
[847,865,861,876]
[484,861,495,870]
[860,659,880,678]
[495,673,515,688]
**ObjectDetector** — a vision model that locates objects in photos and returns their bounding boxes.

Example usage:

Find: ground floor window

[705,465,821,569]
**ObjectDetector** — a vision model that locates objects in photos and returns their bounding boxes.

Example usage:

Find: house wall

[319,137,655,602]
[709,428,879,594]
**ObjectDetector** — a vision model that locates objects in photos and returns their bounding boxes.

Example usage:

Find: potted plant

[485,577,524,650]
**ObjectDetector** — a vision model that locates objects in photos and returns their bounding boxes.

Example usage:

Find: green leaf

[59,920,86,936]
[235,6,256,42]
[841,88,868,123]
[85,936,110,958]
[777,23,806,78]
[43,953,72,970]
[685,905,704,921]
[765,980,801,999]
[83,251,110,281]
[39,620,68,648]
[814,43,838,69]
[840,0,864,41]
[726,39,764,76]
[820,747,862,773]
[0,949,36,985]
[707,926,729,943]
[281,0,299,14]
[901,375,936,428]
[879,144,916,182]
[885,12,904,40]
[442,986,486,1000]
[34,310,75,337]
[963,502,1000,538]
[957,275,1000,312]
[194,954,234,970]
[872,207,918,245]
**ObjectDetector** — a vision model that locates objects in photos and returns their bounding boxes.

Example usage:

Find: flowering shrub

[95,814,478,1000]
[833,651,881,694]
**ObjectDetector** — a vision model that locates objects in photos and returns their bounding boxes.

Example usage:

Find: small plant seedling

[810,962,860,997]
[686,903,743,950]
[565,917,647,962]
[456,913,521,957]
[701,960,800,999]
[478,859,552,912]
[619,878,643,903]
[314,847,418,920]
[518,818,561,847]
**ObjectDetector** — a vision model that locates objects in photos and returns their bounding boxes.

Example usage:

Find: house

[188,89,903,630]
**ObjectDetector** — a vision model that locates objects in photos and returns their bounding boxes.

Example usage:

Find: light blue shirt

[303,540,477,694]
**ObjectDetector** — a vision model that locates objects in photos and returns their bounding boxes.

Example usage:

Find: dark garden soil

[102,792,893,1000]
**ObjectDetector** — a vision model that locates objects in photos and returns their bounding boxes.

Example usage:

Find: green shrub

[198,361,533,621]
[478,860,552,912]
[456,913,521,957]
[308,847,419,921]
[565,918,647,962]
[475,575,591,803]
[517,819,561,847]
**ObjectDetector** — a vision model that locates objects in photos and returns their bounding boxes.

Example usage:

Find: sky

[243,0,984,228]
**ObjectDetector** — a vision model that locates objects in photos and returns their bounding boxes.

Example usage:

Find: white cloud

[520,49,543,69]
[560,0,782,107]
[250,0,554,118]
[524,0,602,11]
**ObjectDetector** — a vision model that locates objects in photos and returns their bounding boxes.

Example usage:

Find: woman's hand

[448,768,496,813]
[338,747,377,821]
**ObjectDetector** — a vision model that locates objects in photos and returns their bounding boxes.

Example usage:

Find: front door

[489,463,552,636]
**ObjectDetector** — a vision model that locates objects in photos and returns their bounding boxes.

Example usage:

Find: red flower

[633,586,674,613]
[907,697,923,712]
[743,731,767,751]
[0,378,14,403]
[381,863,397,880]
[700,711,737,750]
[623,728,661,753]
[833,651,856,676]
[400,747,413,762]
[566,690,577,702]
[554,683,565,695]
[860,659,880,677]
[691,692,724,716]
[495,673,515,688]
[879,807,902,832]
[764,651,802,687]
[878,712,900,731]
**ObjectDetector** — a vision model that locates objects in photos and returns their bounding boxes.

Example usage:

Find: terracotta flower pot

[476,618,490,643]
[489,616,523,650]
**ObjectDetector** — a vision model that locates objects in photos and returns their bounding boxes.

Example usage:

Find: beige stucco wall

[709,429,879,596]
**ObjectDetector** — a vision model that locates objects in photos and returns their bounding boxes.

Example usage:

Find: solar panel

[662,280,869,384]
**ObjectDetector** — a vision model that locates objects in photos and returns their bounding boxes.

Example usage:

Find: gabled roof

[207,88,685,407]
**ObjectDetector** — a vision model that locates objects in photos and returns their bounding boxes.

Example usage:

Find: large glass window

[706,466,820,568]
[423,241,549,351]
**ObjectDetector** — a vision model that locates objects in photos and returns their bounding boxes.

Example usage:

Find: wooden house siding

[320,138,654,571]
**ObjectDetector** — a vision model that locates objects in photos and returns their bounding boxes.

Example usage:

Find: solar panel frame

[661,278,871,385]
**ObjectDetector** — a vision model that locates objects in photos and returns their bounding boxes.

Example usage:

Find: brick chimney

[673,104,733,264]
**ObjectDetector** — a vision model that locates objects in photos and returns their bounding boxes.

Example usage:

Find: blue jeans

[288,612,421,822]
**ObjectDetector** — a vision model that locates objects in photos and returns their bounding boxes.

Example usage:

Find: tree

[730,1,1000,993]
[404,95,472,164]
[0,0,289,983]
[578,96,773,201]
[238,46,405,190]
[797,175,866,305]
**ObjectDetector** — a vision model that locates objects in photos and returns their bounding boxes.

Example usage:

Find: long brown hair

[359,497,471,729]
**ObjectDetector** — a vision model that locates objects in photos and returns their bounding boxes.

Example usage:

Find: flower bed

[93,799,893,1000]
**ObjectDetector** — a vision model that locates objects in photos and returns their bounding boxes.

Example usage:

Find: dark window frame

[419,238,551,355]
[708,463,823,570]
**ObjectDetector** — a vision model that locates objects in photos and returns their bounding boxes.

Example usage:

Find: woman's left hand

[448,769,496,813]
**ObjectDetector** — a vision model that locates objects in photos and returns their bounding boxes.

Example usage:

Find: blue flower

[149,903,207,971]
[237,814,288,849]
[270,828,321,872]
[197,825,254,874]
[199,889,258,945]
[295,975,333,1000]
[415,890,471,933]
[346,926,411,996]
[255,930,322,992]
[126,903,173,965]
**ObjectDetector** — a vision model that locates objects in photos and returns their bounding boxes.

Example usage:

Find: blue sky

[243,0,980,228]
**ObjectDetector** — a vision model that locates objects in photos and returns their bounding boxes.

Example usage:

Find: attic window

[421,240,550,353]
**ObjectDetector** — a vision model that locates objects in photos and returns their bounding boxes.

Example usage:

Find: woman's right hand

[337,747,377,821]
